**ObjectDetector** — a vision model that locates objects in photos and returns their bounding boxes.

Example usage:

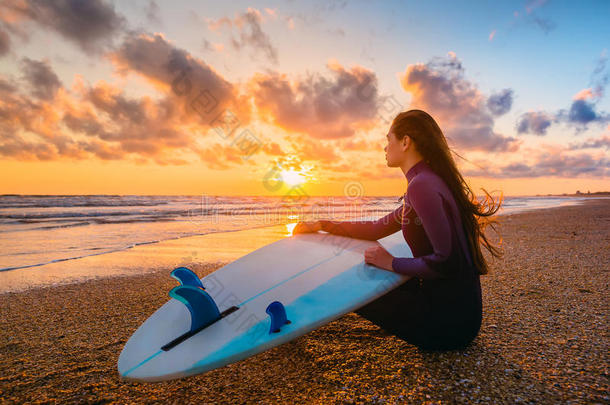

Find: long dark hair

[391,109,503,275]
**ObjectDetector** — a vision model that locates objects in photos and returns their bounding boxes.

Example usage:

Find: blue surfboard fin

[170,267,205,289]
[266,301,291,334]
[169,285,221,333]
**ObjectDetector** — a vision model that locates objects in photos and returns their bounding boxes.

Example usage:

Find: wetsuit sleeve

[391,179,452,279]
[319,205,403,241]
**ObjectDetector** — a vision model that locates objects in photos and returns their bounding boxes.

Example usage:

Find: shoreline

[1,196,606,295]
[0,198,608,403]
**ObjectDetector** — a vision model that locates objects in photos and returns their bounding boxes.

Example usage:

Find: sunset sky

[0,0,609,196]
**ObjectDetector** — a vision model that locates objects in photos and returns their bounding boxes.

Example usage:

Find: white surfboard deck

[118,230,412,382]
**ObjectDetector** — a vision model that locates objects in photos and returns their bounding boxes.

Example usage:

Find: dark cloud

[249,61,383,139]
[0,136,58,160]
[0,77,17,94]
[517,52,610,134]
[568,135,610,150]
[63,111,108,137]
[0,0,126,53]
[0,29,10,56]
[21,58,62,100]
[87,85,147,126]
[518,94,609,135]
[79,139,123,160]
[111,33,250,123]
[566,99,606,125]
[208,8,278,65]
[400,54,520,152]
[590,51,608,100]
[487,89,513,116]
[516,111,553,135]
[530,16,556,34]
[145,0,161,26]
[202,38,214,52]
[562,52,610,128]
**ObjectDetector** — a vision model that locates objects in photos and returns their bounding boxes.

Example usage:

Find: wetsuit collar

[405,159,428,182]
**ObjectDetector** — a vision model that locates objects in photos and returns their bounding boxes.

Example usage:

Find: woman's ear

[401,136,410,152]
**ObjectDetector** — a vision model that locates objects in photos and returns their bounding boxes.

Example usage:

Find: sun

[280,168,307,187]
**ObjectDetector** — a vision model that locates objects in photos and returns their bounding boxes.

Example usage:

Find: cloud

[0,68,211,164]
[194,142,257,170]
[0,81,93,161]
[145,0,161,26]
[110,32,250,124]
[0,31,269,167]
[0,76,17,94]
[21,58,62,100]
[568,134,610,150]
[261,142,284,156]
[74,81,195,156]
[524,0,548,14]
[0,136,60,160]
[585,49,609,103]
[0,0,126,53]
[487,89,513,116]
[516,111,553,135]
[463,147,609,178]
[517,51,610,134]
[289,137,340,163]
[561,51,610,127]
[0,29,9,56]
[564,99,608,126]
[249,60,383,139]
[517,0,556,34]
[0,30,335,167]
[399,53,519,152]
[202,39,224,53]
[206,8,278,65]
[530,16,556,34]
[573,88,595,101]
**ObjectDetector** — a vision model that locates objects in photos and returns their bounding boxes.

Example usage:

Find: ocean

[0,194,592,274]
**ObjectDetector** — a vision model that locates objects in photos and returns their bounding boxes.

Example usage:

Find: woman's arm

[318,205,403,241]
[391,178,452,280]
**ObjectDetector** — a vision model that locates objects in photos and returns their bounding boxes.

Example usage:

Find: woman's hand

[292,221,322,235]
[364,246,394,272]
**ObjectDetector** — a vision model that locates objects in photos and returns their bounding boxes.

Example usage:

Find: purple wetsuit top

[320,159,482,348]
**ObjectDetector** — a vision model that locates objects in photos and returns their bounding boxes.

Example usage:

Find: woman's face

[384,129,406,167]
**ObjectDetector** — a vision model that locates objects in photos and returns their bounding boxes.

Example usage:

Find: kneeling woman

[294,109,503,351]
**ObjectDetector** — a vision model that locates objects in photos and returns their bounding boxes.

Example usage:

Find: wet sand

[0,199,608,404]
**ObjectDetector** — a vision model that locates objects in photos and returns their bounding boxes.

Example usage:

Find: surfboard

[118,229,413,382]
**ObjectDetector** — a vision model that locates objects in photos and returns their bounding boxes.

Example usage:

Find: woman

[293,109,503,351]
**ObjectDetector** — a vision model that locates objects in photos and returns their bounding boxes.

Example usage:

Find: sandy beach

[0,198,608,404]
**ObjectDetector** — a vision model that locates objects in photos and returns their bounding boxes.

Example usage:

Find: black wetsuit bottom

[355,277,482,351]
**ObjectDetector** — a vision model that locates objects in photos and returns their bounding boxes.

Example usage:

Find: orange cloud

[573,88,595,101]
[249,61,383,139]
